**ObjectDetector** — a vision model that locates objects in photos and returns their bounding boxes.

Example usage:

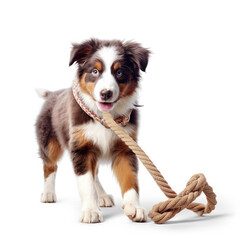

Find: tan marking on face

[79,73,96,97]
[95,61,103,71]
[113,61,121,71]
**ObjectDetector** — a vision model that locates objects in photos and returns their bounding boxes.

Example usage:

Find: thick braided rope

[102,112,217,224]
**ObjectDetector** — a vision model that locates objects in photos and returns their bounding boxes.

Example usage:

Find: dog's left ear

[124,41,150,72]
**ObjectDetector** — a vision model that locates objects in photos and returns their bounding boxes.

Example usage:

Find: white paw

[98,194,115,207]
[122,204,147,222]
[41,192,56,203]
[80,209,103,223]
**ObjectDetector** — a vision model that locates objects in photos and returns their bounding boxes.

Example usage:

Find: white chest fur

[80,121,135,161]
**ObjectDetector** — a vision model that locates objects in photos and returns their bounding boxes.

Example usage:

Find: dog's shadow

[99,198,228,224]
[165,213,228,225]
[101,204,123,221]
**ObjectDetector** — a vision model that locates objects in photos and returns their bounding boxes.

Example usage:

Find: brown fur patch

[44,138,63,178]
[113,155,138,196]
[119,77,138,98]
[112,138,139,196]
[44,164,57,179]
[71,129,99,176]
[48,138,63,162]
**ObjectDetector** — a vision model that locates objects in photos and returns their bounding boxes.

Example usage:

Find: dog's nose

[100,89,113,101]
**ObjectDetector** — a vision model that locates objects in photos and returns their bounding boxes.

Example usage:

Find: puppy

[36,39,150,223]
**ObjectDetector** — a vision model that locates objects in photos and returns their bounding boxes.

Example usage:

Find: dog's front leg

[76,171,102,223]
[112,140,147,222]
[71,138,102,223]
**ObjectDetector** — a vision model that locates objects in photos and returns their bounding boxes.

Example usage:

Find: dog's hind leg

[41,138,63,203]
[36,94,64,203]
[95,175,115,207]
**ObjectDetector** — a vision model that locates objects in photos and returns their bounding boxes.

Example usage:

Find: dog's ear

[123,41,150,72]
[69,39,100,66]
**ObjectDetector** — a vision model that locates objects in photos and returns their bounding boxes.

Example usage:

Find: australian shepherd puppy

[36,39,150,223]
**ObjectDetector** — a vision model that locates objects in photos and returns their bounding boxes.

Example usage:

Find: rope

[102,111,217,224]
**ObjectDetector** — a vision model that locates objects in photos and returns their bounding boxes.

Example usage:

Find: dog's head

[69,39,150,114]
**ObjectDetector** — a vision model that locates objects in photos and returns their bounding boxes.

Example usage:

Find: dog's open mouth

[97,102,114,111]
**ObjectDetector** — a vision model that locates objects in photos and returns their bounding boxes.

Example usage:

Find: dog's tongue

[98,102,113,111]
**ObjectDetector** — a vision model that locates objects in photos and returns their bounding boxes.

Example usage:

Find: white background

[0,0,239,239]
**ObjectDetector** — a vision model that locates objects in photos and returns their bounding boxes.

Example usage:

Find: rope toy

[102,111,217,224]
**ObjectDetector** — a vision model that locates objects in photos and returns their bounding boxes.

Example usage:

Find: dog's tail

[35,88,52,98]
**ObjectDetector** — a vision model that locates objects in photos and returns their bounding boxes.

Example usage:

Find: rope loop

[148,173,216,223]
[102,112,217,224]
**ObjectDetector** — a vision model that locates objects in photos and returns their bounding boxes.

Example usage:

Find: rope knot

[148,173,217,224]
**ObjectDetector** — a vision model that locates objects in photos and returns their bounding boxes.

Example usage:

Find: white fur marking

[82,121,117,157]
[35,88,49,98]
[97,46,119,71]
[41,172,56,203]
[79,121,135,159]
[123,189,139,207]
[122,189,147,222]
[94,46,120,104]
[77,172,102,223]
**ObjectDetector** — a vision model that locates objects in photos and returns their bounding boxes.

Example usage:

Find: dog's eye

[116,69,123,77]
[92,69,99,76]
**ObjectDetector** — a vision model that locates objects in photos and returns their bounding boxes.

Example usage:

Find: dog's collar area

[72,80,132,128]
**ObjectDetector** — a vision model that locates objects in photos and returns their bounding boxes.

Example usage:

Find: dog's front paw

[80,209,103,223]
[98,194,115,207]
[41,192,56,203]
[122,204,147,222]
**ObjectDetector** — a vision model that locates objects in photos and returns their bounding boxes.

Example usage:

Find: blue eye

[92,69,99,76]
[116,69,123,77]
